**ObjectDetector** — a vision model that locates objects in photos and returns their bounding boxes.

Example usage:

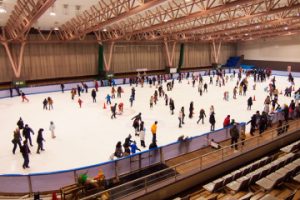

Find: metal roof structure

[0,0,299,43]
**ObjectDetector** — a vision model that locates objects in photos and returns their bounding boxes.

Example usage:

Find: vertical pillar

[98,42,105,77]
[178,43,185,71]
[103,42,115,72]
[164,39,177,73]
[211,40,222,65]
[3,41,26,78]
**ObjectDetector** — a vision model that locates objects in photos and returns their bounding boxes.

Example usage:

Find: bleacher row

[186,139,300,200]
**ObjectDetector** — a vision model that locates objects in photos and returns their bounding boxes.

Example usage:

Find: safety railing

[0,123,245,194]
[81,118,300,200]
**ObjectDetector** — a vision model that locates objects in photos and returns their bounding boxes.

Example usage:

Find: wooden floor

[165,119,300,175]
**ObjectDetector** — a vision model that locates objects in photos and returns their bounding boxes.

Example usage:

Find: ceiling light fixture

[245,33,249,36]
[103,28,107,32]
[284,26,288,30]
[163,19,168,22]
[50,5,56,16]
[0,0,7,14]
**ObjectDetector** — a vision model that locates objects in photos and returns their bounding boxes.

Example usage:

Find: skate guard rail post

[82,117,300,200]
[1,69,299,99]
[0,108,285,194]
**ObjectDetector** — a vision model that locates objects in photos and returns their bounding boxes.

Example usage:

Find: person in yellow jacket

[151,121,158,143]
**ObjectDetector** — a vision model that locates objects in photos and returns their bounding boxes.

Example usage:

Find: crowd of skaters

[12,117,56,169]
[8,67,300,166]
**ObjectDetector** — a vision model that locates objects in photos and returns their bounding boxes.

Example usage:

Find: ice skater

[77,85,82,97]
[105,94,111,105]
[12,128,22,154]
[247,97,253,110]
[71,88,76,100]
[47,97,53,110]
[21,140,30,169]
[197,109,206,124]
[91,89,97,103]
[130,141,141,154]
[36,128,45,154]
[23,124,34,146]
[178,109,183,128]
[60,83,65,93]
[129,95,134,107]
[181,107,185,124]
[139,121,146,148]
[151,121,158,143]
[169,98,175,115]
[204,83,208,92]
[111,103,117,119]
[49,121,56,138]
[78,98,83,108]
[209,112,216,131]
[43,98,48,110]
[189,102,194,118]
[111,87,116,99]
[150,96,154,109]
[21,91,29,102]
[17,117,24,130]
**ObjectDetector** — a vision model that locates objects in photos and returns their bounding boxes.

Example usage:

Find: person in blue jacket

[130,141,141,154]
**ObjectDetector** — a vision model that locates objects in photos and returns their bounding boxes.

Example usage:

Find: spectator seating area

[224,56,241,68]
[180,138,300,200]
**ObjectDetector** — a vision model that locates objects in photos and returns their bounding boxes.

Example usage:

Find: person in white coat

[49,121,56,138]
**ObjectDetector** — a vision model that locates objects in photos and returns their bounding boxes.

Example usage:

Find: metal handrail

[81,119,300,200]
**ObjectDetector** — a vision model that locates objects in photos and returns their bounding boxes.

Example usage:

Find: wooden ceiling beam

[4,0,56,41]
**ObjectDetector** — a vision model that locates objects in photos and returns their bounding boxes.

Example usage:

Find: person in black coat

[247,114,257,136]
[111,103,117,119]
[259,112,268,134]
[60,84,65,93]
[181,107,185,124]
[169,98,175,115]
[36,129,45,154]
[17,117,24,130]
[23,124,34,146]
[43,98,48,110]
[77,85,81,97]
[189,101,194,118]
[12,128,22,154]
[247,97,253,110]
[209,112,216,131]
[91,89,96,103]
[21,140,31,169]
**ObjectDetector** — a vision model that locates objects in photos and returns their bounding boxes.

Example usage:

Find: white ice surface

[0,74,297,174]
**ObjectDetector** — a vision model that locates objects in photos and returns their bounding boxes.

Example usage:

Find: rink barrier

[82,117,300,200]
[2,68,297,99]
[0,122,246,194]
[0,109,287,194]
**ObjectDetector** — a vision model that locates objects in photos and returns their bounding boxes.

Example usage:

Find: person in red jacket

[223,115,231,127]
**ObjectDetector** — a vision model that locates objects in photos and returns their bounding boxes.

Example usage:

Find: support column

[103,42,115,72]
[178,43,185,72]
[211,40,222,67]
[164,39,176,73]
[98,41,115,78]
[3,41,26,78]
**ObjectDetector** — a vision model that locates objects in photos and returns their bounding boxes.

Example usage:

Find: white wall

[237,34,300,62]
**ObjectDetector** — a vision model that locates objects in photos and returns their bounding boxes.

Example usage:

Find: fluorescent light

[0,6,7,13]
